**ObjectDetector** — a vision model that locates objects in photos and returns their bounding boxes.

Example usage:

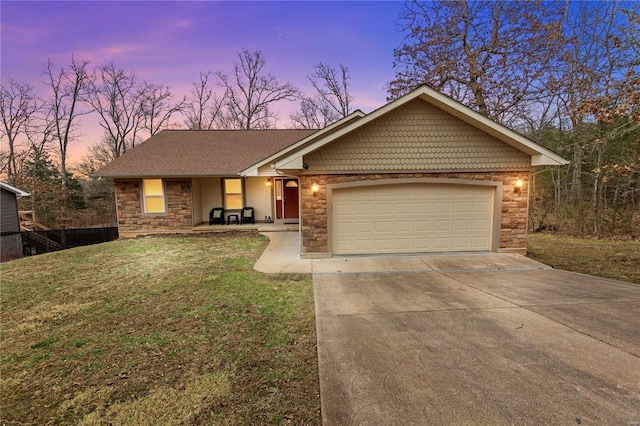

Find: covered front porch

[191,176,301,227]
[192,222,300,233]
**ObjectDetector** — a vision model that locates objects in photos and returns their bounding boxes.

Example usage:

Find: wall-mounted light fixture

[311,183,319,197]
[266,178,271,188]
[514,179,523,194]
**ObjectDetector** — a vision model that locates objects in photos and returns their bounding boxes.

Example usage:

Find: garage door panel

[453,202,470,213]
[354,221,374,233]
[452,236,472,249]
[414,238,432,250]
[472,219,489,231]
[374,186,395,197]
[375,221,394,233]
[471,236,490,249]
[333,220,355,233]
[393,238,412,250]
[394,221,413,232]
[433,220,451,232]
[434,202,451,213]
[414,203,431,214]
[394,203,413,215]
[352,202,373,216]
[333,203,355,217]
[433,237,452,250]
[375,203,394,215]
[391,186,413,197]
[453,219,470,231]
[414,220,432,232]
[374,239,393,251]
[414,186,434,196]
[473,201,491,213]
[355,239,375,250]
[333,239,353,252]
[332,183,494,255]
[434,186,453,196]
[453,186,475,197]
[348,187,374,199]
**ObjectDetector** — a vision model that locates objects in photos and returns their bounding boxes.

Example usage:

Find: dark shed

[1,181,30,261]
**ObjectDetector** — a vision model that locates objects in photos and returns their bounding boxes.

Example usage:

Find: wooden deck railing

[19,211,49,232]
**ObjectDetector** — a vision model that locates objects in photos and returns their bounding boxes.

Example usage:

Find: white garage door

[331,183,495,255]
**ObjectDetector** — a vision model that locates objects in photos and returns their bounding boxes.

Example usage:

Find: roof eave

[0,181,30,197]
[532,155,570,167]
[94,173,243,179]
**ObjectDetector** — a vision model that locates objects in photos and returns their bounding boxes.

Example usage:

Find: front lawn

[527,233,640,284]
[0,233,320,425]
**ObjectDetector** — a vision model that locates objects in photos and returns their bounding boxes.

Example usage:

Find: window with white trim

[142,179,166,213]
[224,178,243,209]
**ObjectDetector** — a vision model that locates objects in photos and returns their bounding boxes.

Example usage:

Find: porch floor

[192,222,300,233]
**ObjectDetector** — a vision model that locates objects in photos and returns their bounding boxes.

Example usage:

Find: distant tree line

[0,49,353,228]
[390,0,639,237]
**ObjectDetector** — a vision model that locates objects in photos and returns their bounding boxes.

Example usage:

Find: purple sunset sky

[1,1,408,163]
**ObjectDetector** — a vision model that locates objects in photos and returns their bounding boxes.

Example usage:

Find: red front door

[275,178,299,219]
[283,180,299,218]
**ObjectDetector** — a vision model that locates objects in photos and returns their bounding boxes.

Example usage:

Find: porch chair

[240,207,255,224]
[209,207,225,225]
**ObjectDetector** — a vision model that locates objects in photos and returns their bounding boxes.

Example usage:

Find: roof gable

[270,85,568,171]
[305,99,531,172]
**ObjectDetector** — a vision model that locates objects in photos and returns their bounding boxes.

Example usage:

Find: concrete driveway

[313,253,640,425]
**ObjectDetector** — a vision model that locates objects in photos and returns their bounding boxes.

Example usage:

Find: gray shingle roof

[95,129,317,178]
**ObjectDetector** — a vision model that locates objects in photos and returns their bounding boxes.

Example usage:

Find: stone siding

[115,179,193,235]
[300,172,529,255]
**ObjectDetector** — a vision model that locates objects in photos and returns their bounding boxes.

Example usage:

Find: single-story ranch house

[96,85,568,258]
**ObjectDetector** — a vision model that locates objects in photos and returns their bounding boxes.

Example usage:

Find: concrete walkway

[254,231,312,273]
[254,231,549,274]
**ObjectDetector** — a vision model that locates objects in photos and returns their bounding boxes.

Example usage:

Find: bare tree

[216,49,299,129]
[310,62,353,118]
[42,57,93,187]
[86,63,147,158]
[290,62,354,129]
[389,0,564,125]
[25,106,56,166]
[184,71,227,130]
[290,97,335,129]
[516,2,639,236]
[0,79,42,181]
[551,2,638,209]
[84,132,122,166]
[140,83,187,136]
[572,3,640,231]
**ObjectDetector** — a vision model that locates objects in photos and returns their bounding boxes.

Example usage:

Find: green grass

[528,233,640,284]
[1,232,320,425]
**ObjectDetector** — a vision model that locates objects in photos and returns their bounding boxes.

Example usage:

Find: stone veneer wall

[299,172,529,255]
[115,179,193,235]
